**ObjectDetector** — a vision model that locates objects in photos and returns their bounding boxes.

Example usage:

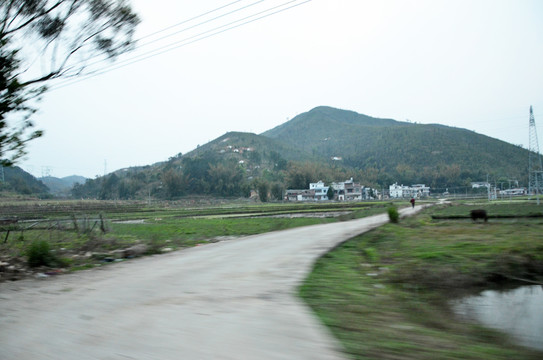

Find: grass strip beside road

[1,201,394,279]
[300,203,543,360]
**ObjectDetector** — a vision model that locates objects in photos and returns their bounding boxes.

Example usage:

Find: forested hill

[0,166,49,196]
[183,131,314,163]
[262,106,529,187]
[262,106,400,140]
[71,106,532,200]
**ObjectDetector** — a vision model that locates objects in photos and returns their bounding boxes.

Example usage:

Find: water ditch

[450,285,543,351]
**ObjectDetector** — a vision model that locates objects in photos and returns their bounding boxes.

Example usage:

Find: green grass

[108,217,337,243]
[300,202,543,360]
[0,199,391,273]
[432,201,543,217]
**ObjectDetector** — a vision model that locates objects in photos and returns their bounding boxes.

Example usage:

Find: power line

[53,0,308,89]
[136,0,267,49]
[136,0,244,42]
[70,0,267,73]
[49,0,312,91]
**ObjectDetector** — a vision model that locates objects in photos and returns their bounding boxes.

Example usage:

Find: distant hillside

[40,175,87,197]
[263,106,400,139]
[70,106,534,200]
[262,106,530,188]
[183,131,315,162]
[0,167,49,196]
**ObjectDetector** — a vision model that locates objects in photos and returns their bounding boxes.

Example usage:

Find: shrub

[27,240,54,267]
[388,206,399,223]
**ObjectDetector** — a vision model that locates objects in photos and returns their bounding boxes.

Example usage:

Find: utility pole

[528,106,543,199]
[487,174,491,201]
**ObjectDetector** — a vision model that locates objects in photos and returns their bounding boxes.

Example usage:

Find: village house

[330,178,363,200]
[309,181,330,201]
[286,189,316,201]
[286,178,375,202]
[389,183,430,198]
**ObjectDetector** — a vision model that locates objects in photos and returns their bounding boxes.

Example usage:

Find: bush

[27,240,54,267]
[388,206,399,223]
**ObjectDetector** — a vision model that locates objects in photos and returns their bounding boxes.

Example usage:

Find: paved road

[0,206,423,360]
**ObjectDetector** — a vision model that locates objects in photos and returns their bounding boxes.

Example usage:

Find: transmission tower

[528,106,543,196]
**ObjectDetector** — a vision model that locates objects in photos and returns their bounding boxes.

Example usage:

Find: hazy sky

[19,0,543,179]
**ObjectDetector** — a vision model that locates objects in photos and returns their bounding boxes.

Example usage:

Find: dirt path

[0,206,424,360]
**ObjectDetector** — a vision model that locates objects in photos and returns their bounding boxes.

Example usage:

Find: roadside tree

[0,0,140,166]
[326,185,334,200]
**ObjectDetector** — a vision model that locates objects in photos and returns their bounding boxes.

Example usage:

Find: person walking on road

[410,197,415,208]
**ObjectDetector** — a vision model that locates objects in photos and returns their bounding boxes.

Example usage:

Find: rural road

[1,206,424,360]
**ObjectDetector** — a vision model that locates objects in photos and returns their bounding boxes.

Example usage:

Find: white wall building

[389,183,430,198]
[309,181,330,201]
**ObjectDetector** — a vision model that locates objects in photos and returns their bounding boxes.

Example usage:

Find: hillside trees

[162,169,187,198]
[270,182,284,201]
[0,0,139,166]
[326,186,334,200]
[207,161,246,197]
[257,181,269,202]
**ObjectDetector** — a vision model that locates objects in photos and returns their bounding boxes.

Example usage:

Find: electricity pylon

[528,106,543,199]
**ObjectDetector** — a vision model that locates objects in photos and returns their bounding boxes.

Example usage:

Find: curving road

[0,206,424,360]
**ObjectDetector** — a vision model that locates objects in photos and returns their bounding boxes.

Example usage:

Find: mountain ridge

[13,105,532,199]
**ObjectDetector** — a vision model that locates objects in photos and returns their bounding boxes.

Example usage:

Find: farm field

[300,201,543,360]
[0,199,396,281]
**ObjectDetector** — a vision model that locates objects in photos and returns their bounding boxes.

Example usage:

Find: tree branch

[0,0,17,34]
[4,0,66,35]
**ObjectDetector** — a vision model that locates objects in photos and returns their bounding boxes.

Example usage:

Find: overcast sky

[19,0,543,179]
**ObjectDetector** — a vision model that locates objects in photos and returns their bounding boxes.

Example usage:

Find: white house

[330,181,345,200]
[330,178,365,201]
[309,181,330,201]
[389,183,430,198]
[287,178,373,202]
[411,184,430,197]
[389,183,405,198]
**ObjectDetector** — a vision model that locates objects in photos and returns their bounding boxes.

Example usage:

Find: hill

[40,175,88,197]
[0,166,50,197]
[71,106,533,200]
[72,132,313,200]
[262,106,529,189]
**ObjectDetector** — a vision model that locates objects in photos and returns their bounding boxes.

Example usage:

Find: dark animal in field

[470,209,488,222]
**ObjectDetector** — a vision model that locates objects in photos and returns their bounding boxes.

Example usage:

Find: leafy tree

[248,150,261,165]
[326,186,334,200]
[0,35,42,166]
[207,161,245,197]
[162,169,187,198]
[0,0,139,166]
[99,173,119,199]
[270,182,284,201]
[182,156,214,193]
[257,181,269,202]
[72,177,100,198]
[269,151,287,170]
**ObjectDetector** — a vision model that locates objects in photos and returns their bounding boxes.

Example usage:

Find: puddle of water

[450,285,543,351]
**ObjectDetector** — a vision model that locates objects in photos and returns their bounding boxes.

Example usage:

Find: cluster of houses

[286,180,431,202]
[388,183,430,199]
[471,182,527,197]
[286,178,371,201]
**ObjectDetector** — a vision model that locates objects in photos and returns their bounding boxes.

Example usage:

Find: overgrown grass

[1,200,391,275]
[432,201,543,218]
[108,217,337,245]
[300,202,543,360]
